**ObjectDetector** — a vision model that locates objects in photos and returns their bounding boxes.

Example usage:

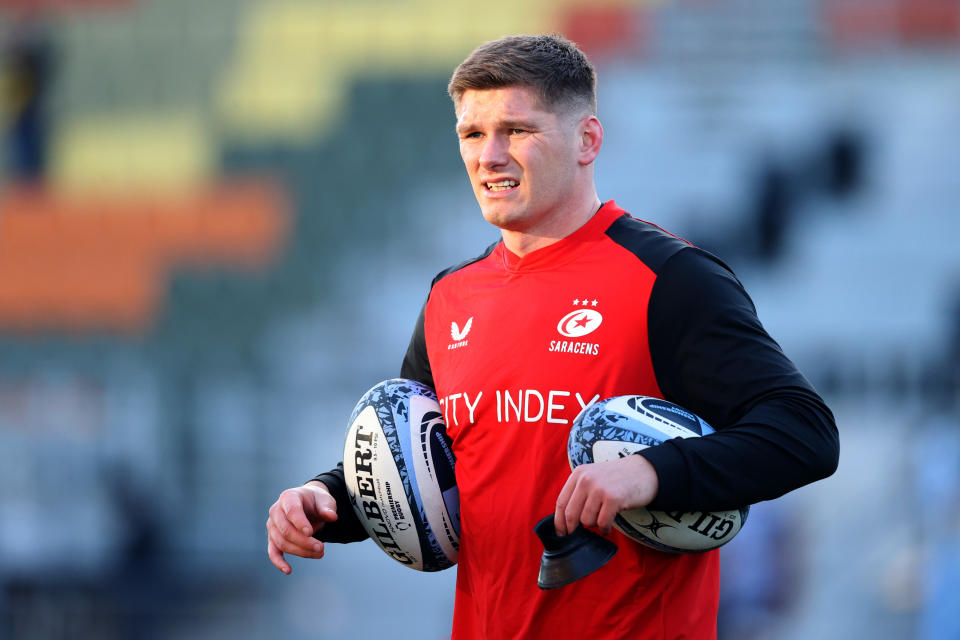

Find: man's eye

[462,131,482,139]
[510,128,526,135]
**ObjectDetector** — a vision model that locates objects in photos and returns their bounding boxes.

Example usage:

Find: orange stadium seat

[560,5,647,61]
[897,0,960,43]
[0,0,133,9]
[0,180,290,334]
[824,0,960,48]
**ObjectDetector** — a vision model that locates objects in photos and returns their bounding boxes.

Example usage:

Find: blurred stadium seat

[0,180,288,333]
[825,0,960,48]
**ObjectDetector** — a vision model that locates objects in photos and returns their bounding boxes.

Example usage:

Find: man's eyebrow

[456,118,539,134]
[501,119,538,130]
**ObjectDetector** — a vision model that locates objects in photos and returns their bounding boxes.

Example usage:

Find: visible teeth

[486,180,518,191]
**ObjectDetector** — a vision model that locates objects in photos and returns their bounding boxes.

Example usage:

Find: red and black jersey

[316,201,838,640]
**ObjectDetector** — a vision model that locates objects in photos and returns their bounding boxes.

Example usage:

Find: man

[266,34,839,639]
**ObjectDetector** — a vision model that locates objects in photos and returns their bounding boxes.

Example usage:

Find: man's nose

[479,134,508,169]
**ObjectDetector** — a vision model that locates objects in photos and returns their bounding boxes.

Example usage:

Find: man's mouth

[485,179,519,192]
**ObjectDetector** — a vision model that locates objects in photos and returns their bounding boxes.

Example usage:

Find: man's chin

[480,206,525,231]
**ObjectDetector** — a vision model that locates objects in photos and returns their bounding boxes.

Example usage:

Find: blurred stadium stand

[1,0,959,639]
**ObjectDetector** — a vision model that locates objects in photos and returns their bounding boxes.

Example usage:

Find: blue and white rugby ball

[343,378,460,571]
[568,395,748,553]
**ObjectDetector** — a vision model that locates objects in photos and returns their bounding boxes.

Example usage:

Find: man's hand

[266,481,339,574]
[554,455,659,536]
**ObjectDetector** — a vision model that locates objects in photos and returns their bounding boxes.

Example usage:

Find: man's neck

[500,195,603,258]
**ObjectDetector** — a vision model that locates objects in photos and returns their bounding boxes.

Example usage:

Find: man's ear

[578,115,603,166]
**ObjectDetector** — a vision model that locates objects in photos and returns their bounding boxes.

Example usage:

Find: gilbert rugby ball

[343,379,460,571]
[568,395,748,553]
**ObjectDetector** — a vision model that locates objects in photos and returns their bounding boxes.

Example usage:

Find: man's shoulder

[603,214,697,276]
[605,214,739,284]
[429,240,500,289]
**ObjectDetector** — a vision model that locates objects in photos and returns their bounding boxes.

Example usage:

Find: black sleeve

[309,465,369,543]
[638,247,839,511]
[400,300,435,388]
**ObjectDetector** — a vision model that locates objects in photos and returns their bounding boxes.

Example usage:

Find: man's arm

[400,299,435,388]
[639,247,839,511]
[307,464,369,543]
[555,246,838,535]
[267,298,438,570]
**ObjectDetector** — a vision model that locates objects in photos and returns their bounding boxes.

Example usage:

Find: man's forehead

[455,86,554,122]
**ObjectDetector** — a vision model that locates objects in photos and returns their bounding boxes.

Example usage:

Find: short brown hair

[448,34,597,115]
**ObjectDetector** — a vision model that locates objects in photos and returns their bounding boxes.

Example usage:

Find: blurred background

[0,0,958,638]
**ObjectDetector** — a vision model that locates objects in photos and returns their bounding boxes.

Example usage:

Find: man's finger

[579,491,604,529]
[554,475,577,535]
[280,493,316,536]
[285,500,316,536]
[299,485,339,531]
[309,493,339,525]
[268,508,325,556]
[597,501,619,535]
[563,479,589,536]
[267,537,291,574]
[268,524,325,559]
[316,504,339,523]
[270,506,305,543]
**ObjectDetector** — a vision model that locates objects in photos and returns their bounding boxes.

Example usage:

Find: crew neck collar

[497,200,624,272]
